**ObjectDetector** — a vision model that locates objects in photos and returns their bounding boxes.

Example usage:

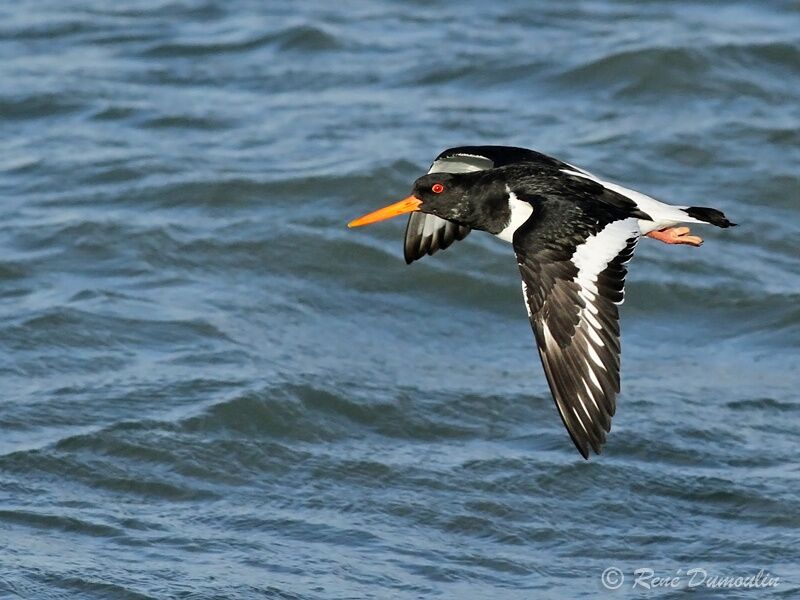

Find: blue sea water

[1,1,799,598]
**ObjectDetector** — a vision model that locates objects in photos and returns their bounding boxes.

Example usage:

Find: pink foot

[646,226,703,247]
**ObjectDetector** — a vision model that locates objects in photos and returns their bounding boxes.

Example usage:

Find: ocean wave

[0,19,99,41]
[555,41,800,100]
[178,384,502,442]
[141,24,341,58]
[0,306,232,353]
[0,509,122,537]
[0,93,83,120]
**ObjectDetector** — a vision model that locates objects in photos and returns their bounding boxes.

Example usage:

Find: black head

[409,173,473,222]
[412,171,516,234]
[348,168,516,234]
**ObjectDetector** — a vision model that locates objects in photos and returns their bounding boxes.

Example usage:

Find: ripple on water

[178,383,499,442]
[550,48,795,117]
[0,93,84,120]
[1,307,231,352]
[140,24,342,58]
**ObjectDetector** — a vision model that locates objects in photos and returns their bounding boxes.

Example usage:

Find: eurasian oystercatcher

[348,146,735,458]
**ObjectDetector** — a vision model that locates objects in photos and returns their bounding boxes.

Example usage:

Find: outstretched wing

[515,212,640,458]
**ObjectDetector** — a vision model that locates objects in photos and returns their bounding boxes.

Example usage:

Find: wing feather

[404,213,470,264]
[516,214,639,458]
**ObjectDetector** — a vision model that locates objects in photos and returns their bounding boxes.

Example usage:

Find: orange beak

[347,196,422,228]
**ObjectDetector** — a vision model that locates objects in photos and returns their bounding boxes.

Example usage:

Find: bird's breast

[494,188,534,243]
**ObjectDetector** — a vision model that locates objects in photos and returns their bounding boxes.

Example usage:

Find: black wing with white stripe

[513,198,640,458]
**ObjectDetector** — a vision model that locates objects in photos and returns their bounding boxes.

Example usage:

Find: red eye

[432,183,444,194]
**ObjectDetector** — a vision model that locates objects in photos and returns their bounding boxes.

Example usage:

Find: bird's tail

[682,206,736,228]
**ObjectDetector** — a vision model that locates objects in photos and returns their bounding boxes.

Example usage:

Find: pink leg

[646,226,703,247]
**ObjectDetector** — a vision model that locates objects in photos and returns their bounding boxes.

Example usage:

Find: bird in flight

[348,146,735,458]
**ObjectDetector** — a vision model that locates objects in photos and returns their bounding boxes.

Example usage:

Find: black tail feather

[684,206,736,228]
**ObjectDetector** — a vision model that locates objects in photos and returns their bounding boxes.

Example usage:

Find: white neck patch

[495,186,533,243]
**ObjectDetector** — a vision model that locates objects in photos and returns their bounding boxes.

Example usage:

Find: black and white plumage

[515,207,639,457]
[404,147,567,263]
[349,146,735,458]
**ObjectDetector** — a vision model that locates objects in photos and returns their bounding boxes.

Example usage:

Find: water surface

[1,1,799,598]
